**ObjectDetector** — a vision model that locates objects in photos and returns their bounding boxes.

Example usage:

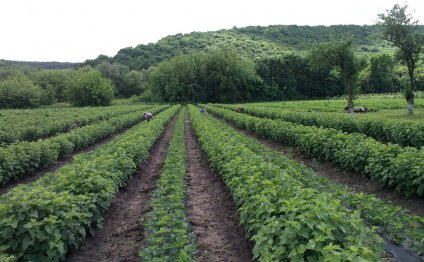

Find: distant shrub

[0,76,42,108]
[65,69,114,106]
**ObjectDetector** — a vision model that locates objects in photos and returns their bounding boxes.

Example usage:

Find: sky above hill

[1,0,423,62]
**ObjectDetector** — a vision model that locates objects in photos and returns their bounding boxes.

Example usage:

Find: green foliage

[0,105,168,186]
[84,25,424,71]
[94,61,128,95]
[378,4,424,109]
[140,109,197,261]
[149,49,263,102]
[121,70,146,97]
[65,69,114,106]
[98,31,288,71]
[0,104,156,146]
[205,105,424,198]
[0,76,42,108]
[196,109,424,256]
[309,40,361,109]
[255,53,312,99]
[244,98,424,111]
[360,53,396,93]
[31,70,73,102]
[0,105,180,260]
[216,104,424,148]
[188,105,383,261]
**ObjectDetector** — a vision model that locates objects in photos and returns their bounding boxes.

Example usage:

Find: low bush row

[140,108,197,261]
[0,104,155,146]
[201,109,424,257]
[0,105,169,186]
[0,105,180,261]
[204,105,424,197]
[214,104,424,148]
[189,105,382,261]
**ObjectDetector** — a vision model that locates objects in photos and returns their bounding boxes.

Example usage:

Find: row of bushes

[199,108,424,257]
[215,104,424,148]
[140,108,197,260]
[0,105,180,261]
[189,105,382,261]
[0,104,155,146]
[0,105,169,186]
[205,105,424,197]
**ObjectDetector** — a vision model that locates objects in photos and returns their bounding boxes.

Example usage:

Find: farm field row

[244,98,424,112]
[0,104,159,146]
[191,105,424,260]
[0,105,169,187]
[213,104,424,148]
[0,105,180,261]
[139,108,197,260]
[204,104,424,198]
[1,102,424,261]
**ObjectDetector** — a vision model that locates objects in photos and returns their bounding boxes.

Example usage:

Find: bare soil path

[227,122,424,218]
[65,116,177,262]
[184,113,253,262]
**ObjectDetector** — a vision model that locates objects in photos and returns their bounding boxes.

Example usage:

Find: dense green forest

[3,60,78,69]
[84,24,424,71]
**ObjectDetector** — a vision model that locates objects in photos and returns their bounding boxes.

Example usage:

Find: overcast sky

[1,0,423,62]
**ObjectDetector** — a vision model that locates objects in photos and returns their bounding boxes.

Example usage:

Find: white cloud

[0,0,423,62]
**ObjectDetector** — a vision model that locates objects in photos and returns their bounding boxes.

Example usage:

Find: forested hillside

[84,24,424,71]
[4,60,78,69]
[84,31,289,70]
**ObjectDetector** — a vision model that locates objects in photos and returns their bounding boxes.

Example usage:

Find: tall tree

[360,53,395,93]
[309,40,360,112]
[378,4,424,114]
[65,70,114,106]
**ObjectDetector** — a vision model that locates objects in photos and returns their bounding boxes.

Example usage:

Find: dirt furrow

[184,114,253,262]
[65,116,177,262]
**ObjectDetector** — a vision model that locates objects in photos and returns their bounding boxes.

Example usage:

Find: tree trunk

[347,98,355,117]
[407,93,414,115]
[406,58,415,115]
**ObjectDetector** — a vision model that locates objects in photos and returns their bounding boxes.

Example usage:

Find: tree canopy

[378,4,424,113]
[65,69,115,106]
[149,49,263,102]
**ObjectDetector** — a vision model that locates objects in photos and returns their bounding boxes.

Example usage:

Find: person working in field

[236,106,244,113]
[144,112,153,122]
[199,108,207,114]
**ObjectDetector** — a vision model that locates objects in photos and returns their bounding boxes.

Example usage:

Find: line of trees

[147,40,423,105]
[0,60,148,108]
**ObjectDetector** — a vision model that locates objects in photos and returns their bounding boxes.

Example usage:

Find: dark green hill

[85,31,290,70]
[84,24,424,70]
[232,25,383,49]
[4,60,78,69]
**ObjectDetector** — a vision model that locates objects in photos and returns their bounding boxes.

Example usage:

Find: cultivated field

[1,100,424,261]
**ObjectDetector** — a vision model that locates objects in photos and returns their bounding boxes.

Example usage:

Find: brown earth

[228,123,424,218]
[65,115,177,262]
[184,113,253,262]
